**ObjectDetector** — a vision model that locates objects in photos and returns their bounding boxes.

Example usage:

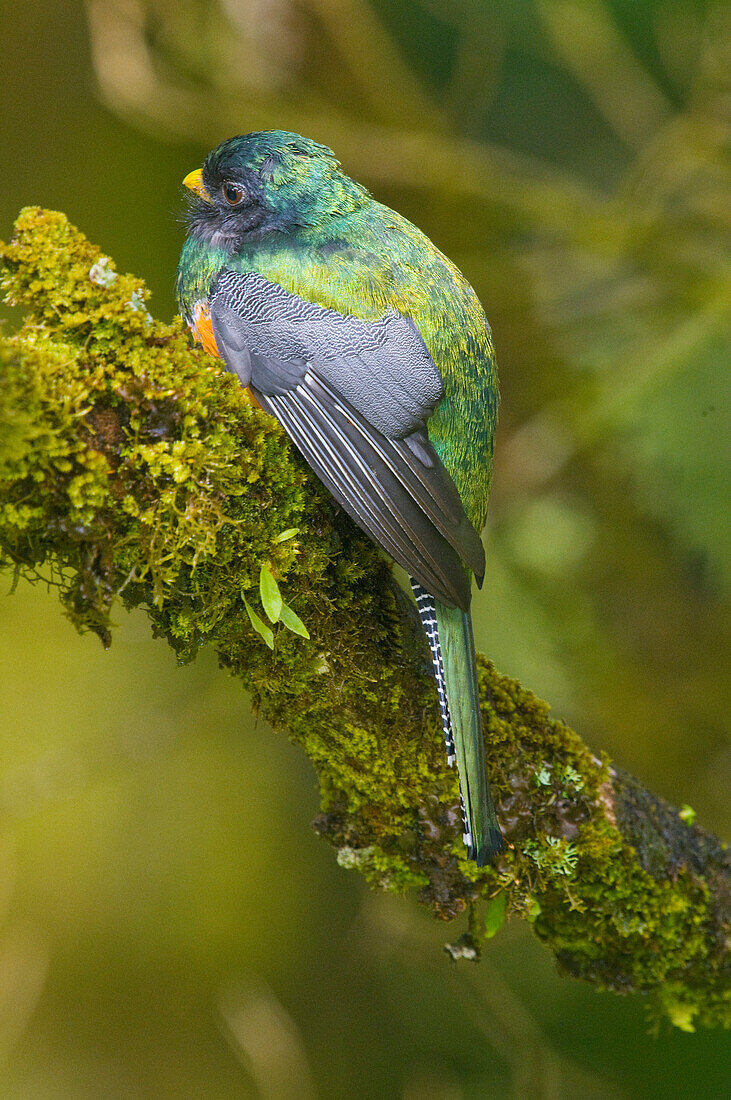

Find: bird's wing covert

[210,269,485,609]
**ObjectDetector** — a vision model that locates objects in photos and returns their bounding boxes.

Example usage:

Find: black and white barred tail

[411,578,504,866]
[411,580,456,766]
[411,579,472,856]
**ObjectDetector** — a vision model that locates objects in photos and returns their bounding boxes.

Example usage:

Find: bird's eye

[222,181,246,206]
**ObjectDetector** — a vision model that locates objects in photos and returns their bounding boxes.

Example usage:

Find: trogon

[177,131,503,865]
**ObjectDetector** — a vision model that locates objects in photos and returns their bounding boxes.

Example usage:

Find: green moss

[336,845,429,892]
[1,209,728,1030]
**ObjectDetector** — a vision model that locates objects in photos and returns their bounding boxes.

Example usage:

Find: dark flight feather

[259,376,471,608]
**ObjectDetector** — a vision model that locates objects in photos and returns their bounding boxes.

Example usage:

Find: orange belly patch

[190,299,260,408]
[192,300,220,358]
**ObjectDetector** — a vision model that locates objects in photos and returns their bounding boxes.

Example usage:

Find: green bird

[177,131,503,865]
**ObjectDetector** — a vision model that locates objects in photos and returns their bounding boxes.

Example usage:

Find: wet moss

[0,209,727,1030]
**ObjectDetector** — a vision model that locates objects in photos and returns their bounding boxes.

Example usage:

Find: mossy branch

[0,209,727,1031]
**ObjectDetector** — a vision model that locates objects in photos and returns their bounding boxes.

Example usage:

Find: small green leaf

[561,764,583,792]
[279,601,310,639]
[667,1001,696,1033]
[526,897,542,922]
[273,528,299,543]
[484,892,508,939]
[259,562,282,623]
[679,804,696,826]
[242,594,274,649]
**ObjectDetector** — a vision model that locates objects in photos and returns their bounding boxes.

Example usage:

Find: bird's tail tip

[469,825,505,867]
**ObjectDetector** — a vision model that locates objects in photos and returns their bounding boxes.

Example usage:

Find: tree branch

[1,209,727,1031]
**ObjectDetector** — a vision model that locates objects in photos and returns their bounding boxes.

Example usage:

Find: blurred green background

[0,1,729,1096]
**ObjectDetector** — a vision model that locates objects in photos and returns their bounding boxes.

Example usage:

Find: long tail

[412,581,503,866]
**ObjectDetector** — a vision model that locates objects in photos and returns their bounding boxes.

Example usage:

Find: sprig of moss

[0,209,728,1030]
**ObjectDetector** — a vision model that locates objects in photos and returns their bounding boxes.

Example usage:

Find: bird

[177,131,503,866]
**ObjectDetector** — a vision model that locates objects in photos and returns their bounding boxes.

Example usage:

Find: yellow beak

[183,168,210,201]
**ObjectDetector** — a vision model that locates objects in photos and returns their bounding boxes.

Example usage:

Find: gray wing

[210,269,484,610]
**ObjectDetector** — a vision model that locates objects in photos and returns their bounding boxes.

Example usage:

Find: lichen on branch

[0,209,728,1031]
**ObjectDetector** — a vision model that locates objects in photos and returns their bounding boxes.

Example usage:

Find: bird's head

[182,131,369,252]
